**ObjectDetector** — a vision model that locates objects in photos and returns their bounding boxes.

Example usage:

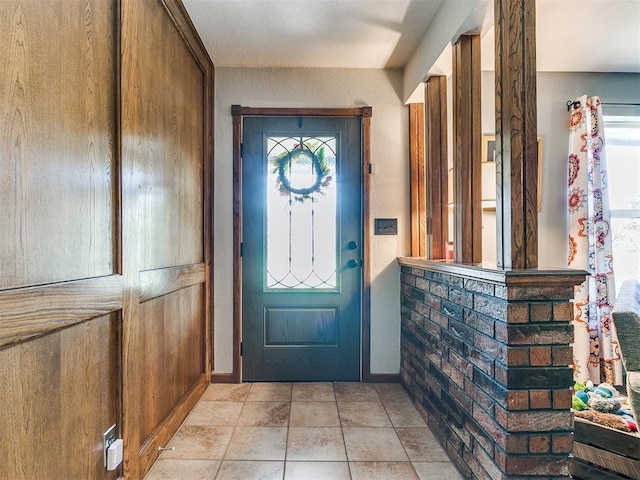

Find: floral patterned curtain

[567,95,623,385]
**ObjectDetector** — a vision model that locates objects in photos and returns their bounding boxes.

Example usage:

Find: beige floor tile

[162,425,233,460]
[292,383,335,402]
[395,428,449,462]
[248,383,293,401]
[225,426,288,460]
[384,402,426,427]
[343,427,408,462]
[338,401,392,427]
[374,383,411,403]
[144,459,220,480]
[215,460,284,480]
[334,382,379,402]
[350,461,419,480]
[185,401,243,426]
[285,461,351,479]
[238,401,290,426]
[413,461,463,479]
[202,383,251,402]
[289,402,340,427]
[286,427,347,461]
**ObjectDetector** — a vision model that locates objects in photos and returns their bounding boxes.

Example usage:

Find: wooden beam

[452,35,482,264]
[139,264,206,303]
[425,76,449,260]
[495,0,538,269]
[409,103,426,257]
[0,275,123,349]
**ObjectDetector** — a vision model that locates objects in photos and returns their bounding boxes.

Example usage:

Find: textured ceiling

[182,0,442,68]
[183,0,640,73]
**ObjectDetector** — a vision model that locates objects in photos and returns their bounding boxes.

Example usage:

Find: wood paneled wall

[0,0,213,479]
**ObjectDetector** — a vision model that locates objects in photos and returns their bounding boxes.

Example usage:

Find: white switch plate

[102,424,117,469]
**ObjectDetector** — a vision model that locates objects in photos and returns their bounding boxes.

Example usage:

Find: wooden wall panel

[133,0,205,272]
[0,0,116,289]
[0,314,119,480]
[138,285,204,443]
[121,1,213,478]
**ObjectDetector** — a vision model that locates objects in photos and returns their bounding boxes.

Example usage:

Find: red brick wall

[399,263,585,479]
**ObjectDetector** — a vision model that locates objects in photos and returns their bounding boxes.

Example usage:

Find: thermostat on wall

[374,218,398,235]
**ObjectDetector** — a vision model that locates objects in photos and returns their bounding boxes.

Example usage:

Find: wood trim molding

[210,372,238,383]
[452,35,482,264]
[230,106,373,384]
[139,263,206,303]
[230,109,243,383]
[409,103,426,258]
[234,106,371,117]
[495,0,539,269]
[425,77,449,260]
[138,374,208,475]
[361,113,373,382]
[365,373,401,384]
[0,275,123,349]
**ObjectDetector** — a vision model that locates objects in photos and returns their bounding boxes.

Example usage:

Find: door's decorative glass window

[265,136,338,289]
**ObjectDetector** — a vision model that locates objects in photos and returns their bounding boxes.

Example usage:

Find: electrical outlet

[103,424,117,469]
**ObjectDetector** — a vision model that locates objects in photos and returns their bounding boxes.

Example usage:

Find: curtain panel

[567,95,623,385]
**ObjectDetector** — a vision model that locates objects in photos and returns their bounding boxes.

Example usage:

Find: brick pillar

[398,259,586,480]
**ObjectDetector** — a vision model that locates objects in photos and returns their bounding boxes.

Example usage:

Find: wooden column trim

[231,109,243,383]
[495,0,539,269]
[425,76,449,260]
[452,35,482,264]
[361,113,373,382]
[409,103,426,257]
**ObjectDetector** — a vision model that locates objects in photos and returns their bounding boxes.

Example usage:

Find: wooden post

[495,0,538,269]
[452,35,482,264]
[424,77,449,260]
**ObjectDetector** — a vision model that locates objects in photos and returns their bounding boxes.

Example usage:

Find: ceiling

[182,0,442,68]
[183,0,640,73]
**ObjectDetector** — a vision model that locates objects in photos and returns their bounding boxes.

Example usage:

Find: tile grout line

[334,382,354,480]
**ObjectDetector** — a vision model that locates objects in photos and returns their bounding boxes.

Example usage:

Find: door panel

[242,116,362,381]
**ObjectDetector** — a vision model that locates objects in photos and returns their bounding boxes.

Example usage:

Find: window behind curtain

[603,104,640,295]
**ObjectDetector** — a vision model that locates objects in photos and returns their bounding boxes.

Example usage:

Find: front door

[242,116,362,381]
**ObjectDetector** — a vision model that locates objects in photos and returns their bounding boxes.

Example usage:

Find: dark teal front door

[242,116,362,381]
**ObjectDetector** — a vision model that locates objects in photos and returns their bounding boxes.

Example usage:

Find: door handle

[347,241,358,250]
[346,259,361,269]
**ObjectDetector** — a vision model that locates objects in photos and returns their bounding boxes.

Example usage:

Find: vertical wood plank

[495,0,538,269]
[409,104,426,257]
[425,76,449,260]
[120,0,143,475]
[452,35,482,264]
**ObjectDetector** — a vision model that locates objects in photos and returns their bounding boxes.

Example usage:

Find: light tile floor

[145,382,463,480]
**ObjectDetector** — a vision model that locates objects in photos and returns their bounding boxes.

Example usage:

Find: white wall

[213,67,410,375]
[481,71,640,267]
